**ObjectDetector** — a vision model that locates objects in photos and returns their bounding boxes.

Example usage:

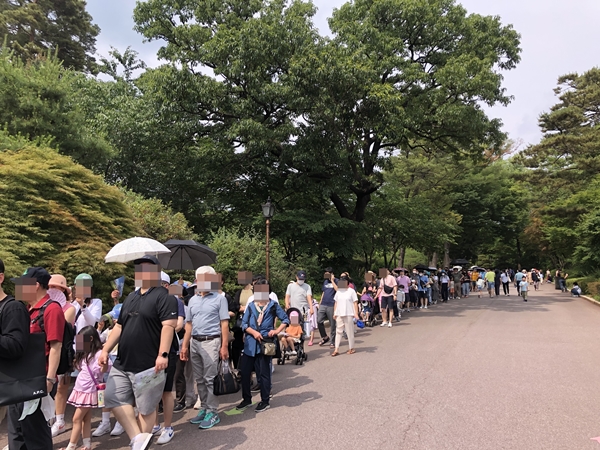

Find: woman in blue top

[236,281,289,413]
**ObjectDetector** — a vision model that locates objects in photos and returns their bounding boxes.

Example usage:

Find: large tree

[133,0,521,224]
[0,0,99,72]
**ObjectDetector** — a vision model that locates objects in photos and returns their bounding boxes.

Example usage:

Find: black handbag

[0,331,47,406]
[213,359,241,396]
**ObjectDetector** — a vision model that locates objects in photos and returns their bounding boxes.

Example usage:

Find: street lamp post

[261,196,275,282]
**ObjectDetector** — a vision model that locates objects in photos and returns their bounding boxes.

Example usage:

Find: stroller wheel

[304,354,308,361]
[277,359,282,365]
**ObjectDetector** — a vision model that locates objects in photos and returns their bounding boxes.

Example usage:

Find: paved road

[3,284,600,449]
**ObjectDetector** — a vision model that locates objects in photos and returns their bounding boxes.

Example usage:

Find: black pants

[494,282,501,296]
[8,402,52,450]
[240,353,271,404]
[317,305,335,342]
[502,282,510,295]
[174,357,187,405]
[441,284,448,302]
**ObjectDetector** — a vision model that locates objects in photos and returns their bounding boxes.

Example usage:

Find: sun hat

[49,274,71,295]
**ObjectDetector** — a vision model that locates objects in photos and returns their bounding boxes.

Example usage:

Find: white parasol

[105,237,171,264]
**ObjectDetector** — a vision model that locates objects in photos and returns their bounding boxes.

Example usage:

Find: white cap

[161,271,170,284]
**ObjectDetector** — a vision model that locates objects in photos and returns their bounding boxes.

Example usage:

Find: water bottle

[97,383,106,408]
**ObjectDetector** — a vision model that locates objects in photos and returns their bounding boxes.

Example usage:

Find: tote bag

[213,359,241,396]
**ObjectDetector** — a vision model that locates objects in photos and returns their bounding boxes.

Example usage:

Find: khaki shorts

[105,366,166,416]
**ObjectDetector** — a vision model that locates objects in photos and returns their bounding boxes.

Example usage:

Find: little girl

[307,298,319,346]
[60,326,110,450]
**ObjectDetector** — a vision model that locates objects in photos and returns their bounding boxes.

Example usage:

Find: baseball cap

[133,255,160,265]
[12,267,51,286]
[75,273,93,284]
[297,270,307,280]
[161,271,170,284]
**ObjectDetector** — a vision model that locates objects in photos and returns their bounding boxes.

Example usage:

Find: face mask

[297,280,305,285]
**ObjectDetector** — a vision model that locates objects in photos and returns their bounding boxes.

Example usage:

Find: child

[306,298,319,346]
[521,278,529,301]
[571,282,582,297]
[409,280,419,309]
[476,278,485,298]
[279,311,303,356]
[60,326,110,450]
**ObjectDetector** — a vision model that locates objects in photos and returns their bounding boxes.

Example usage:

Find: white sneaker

[157,427,174,444]
[92,420,111,437]
[151,425,162,435]
[424,306,428,309]
[131,432,153,450]
[111,421,125,436]
[388,322,392,328]
[380,322,388,327]
[51,420,66,437]
[194,397,201,409]
[290,350,297,355]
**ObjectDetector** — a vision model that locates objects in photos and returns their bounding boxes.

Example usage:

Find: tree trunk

[399,247,406,268]
[443,242,450,268]
[430,252,438,268]
[516,237,522,270]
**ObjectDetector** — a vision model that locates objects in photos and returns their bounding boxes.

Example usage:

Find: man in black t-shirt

[100,255,178,450]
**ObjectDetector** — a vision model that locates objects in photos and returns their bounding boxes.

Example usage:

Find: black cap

[133,254,160,265]
[297,270,307,280]
[11,267,51,286]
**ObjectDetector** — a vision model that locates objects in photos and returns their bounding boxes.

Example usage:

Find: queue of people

[0,258,566,450]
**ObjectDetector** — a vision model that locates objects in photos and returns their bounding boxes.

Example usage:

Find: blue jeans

[461,283,470,296]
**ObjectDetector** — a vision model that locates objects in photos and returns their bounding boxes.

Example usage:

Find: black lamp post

[261,197,275,282]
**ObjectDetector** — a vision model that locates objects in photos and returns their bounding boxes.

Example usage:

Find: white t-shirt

[500,273,509,283]
[74,298,103,331]
[334,288,358,317]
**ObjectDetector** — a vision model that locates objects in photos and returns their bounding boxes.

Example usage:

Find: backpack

[31,299,75,375]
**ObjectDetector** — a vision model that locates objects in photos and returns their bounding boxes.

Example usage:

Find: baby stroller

[277,307,308,366]
[360,294,382,327]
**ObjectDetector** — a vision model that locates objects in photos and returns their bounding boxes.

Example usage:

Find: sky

[87,0,600,147]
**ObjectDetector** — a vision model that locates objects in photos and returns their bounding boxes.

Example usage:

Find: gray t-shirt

[285,282,312,312]
[186,292,229,336]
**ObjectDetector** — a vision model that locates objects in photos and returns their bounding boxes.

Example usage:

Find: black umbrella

[157,240,217,270]
[450,258,470,266]
[414,264,429,271]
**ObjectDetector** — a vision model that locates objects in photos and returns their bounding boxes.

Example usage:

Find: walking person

[521,277,529,301]
[317,268,337,347]
[59,326,109,450]
[460,271,470,298]
[377,269,397,326]
[9,267,65,450]
[331,280,360,357]
[236,282,289,413]
[485,269,495,298]
[99,255,178,450]
[515,269,526,296]
[452,269,462,299]
[285,270,314,317]
[182,266,229,429]
[501,270,510,296]
[440,271,450,302]
[494,270,501,297]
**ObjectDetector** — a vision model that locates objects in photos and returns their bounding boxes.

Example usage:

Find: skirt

[67,389,98,408]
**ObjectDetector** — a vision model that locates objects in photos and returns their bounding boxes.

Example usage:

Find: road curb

[580,295,600,307]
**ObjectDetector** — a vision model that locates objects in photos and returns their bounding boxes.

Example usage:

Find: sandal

[347,349,356,355]
[319,337,330,346]
[331,351,339,357]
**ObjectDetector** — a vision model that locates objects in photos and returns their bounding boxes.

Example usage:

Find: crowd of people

[0,258,573,450]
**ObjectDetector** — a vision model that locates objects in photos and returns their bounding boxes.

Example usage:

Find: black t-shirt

[115,287,178,373]
[0,295,30,360]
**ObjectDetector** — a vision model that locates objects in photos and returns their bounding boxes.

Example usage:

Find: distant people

[494,270,501,297]
[440,271,450,303]
[521,277,529,302]
[99,255,178,450]
[317,268,337,347]
[500,270,510,296]
[331,279,359,356]
[460,271,470,298]
[378,269,398,324]
[451,269,462,299]
[571,282,582,297]
[514,269,526,295]
[9,267,65,450]
[484,269,495,298]
[531,269,540,291]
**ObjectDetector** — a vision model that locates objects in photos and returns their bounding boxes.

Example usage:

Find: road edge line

[580,295,600,307]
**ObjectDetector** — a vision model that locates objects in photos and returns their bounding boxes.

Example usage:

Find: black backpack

[31,299,75,375]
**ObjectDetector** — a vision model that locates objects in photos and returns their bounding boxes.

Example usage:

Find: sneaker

[255,402,270,413]
[190,409,207,424]
[151,425,162,435]
[380,322,388,327]
[236,399,252,411]
[157,427,174,444]
[388,322,392,328]
[284,350,291,356]
[92,421,111,437]
[424,306,428,309]
[130,432,152,450]
[290,350,297,355]
[173,403,186,413]
[198,411,220,429]
[51,420,67,437]
[193,397,201,409]
[111,422,125,436]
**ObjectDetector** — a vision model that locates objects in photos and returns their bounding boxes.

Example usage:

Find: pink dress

[67,350,110,408]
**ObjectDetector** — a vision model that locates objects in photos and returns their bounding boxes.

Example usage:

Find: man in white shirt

[285,271,314,316]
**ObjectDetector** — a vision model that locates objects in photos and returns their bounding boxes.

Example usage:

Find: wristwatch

[160,352,168,358]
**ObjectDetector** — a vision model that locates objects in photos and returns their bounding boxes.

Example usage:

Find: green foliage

[0,0,100,72]
[0,48,113,170]
[121,189,197,243]
[0,137,139,301]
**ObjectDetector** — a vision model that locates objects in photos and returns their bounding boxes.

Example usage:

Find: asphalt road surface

[3,283,600,450]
